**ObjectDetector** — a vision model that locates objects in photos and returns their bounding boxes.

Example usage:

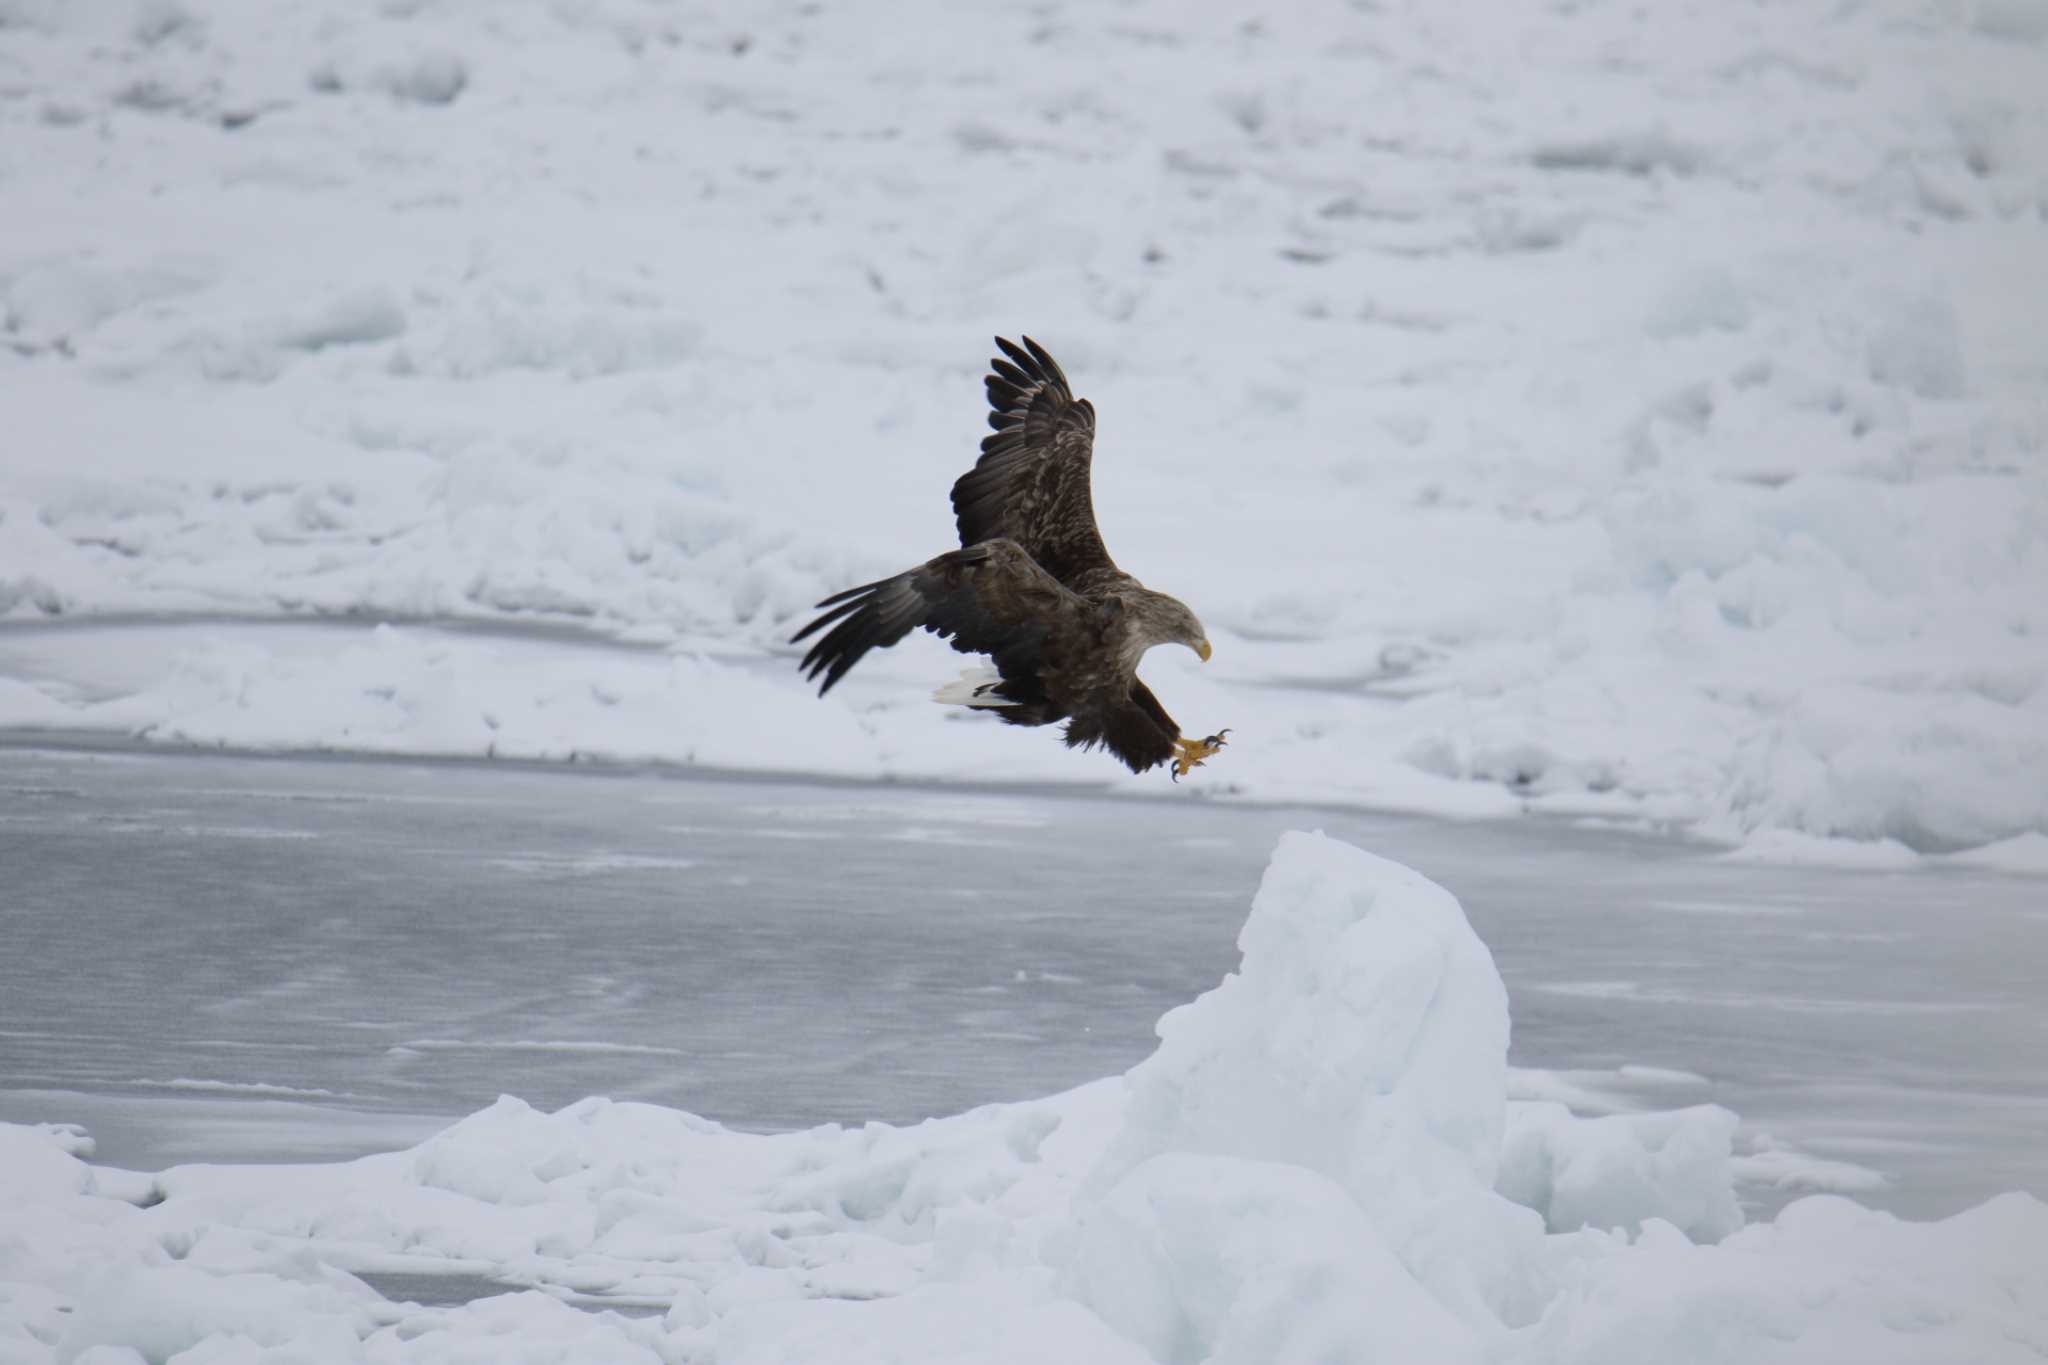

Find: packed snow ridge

[5,832,2043,1361]
[2,0,2045,855]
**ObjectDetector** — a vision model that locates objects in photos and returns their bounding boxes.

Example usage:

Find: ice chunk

[1497,1101,1743,1240]
[55,1265,382,1364]
[1087,831,1510,1221]
[274,288,406,352]
[1076,832,1560,1329]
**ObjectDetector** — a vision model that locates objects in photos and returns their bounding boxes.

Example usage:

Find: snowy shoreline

[5,614,2047,875]
[5,0,2045,860]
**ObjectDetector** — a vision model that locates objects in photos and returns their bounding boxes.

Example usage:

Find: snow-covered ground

[6,831,2045,1361]
[3,0,2045,854]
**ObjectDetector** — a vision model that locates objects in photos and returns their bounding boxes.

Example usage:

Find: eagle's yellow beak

[1196,638,1213,662]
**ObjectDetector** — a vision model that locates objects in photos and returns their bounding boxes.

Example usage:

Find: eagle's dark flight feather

[951,336,1117,592]
[793,539,1070,710]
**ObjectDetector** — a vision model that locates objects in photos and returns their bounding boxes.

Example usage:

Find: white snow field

[2,0,2045,853]
[5,832,2045,1361]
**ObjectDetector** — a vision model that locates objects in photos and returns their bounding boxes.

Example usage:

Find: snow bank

[1,0,2043,856]
[15,623,877,774]
[5,832,2043,1362]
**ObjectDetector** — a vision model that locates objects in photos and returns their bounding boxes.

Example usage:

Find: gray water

[2,740,2042,1221]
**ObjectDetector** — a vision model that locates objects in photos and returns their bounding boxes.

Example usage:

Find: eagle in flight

[793,336,1229,780]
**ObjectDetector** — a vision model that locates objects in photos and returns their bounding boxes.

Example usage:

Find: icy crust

[2,0,2046,856]
[6,833,2045,1363]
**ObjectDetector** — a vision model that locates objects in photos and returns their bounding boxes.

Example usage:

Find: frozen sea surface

[2,742,2040,1222]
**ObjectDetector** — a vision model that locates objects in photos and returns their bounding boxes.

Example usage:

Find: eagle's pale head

[1131,591,1211,665]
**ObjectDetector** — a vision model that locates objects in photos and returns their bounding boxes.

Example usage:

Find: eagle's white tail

[933,665,1017,709]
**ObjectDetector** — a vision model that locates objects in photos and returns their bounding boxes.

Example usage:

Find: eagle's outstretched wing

[949,337,1117,590]
[792,538,1080,700]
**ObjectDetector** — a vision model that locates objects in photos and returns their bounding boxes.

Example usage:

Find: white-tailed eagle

[794,336,1227,780]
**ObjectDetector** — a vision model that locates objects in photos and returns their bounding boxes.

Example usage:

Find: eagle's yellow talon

[1170,728,1231,781]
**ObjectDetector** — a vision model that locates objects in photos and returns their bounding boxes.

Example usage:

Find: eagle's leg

[1170,729,1230,781]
